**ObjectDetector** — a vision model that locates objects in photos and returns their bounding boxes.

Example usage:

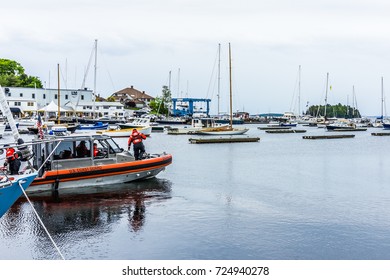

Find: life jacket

[93,146,99,157]
[129,131,146,145]
[6,147,15,161]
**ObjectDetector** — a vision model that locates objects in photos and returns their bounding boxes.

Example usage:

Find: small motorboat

[96,126,152,137]
[77,121,108,130]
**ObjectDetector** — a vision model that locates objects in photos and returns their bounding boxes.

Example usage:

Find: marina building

[1,86,126,118]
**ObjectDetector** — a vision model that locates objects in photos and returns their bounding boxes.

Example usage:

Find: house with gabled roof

[110,86,154,108]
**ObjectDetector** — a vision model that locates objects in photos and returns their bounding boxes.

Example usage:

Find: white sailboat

[197,43,248,135]
[309,72,331,128]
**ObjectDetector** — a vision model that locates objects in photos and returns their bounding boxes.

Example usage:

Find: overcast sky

[2,0,390,116]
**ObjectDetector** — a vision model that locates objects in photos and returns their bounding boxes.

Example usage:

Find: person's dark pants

[133,142,145,160]
[9,159,21,175]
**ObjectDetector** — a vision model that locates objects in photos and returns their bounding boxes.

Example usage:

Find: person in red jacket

[4,145,21,175]
[128,129,147,160]
[93,143,103,158]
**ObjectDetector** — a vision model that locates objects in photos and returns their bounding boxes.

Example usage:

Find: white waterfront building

[1,86,126,118]
[67,101,126,119]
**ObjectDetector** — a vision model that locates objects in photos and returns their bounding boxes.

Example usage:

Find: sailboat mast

[228,43,233,128]
[298,65,301,116]
[324,72,329,119]
[217,43,221,117]
[381,77,384,120]
[0,86,20,142]
[57,63,61,124]
[352,85,355,117]
[93,39,98,118]
[177,68,180,97]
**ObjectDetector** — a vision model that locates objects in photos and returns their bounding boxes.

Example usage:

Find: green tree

[149,85,171,116]
[0,58,43,88]
[306,104,361,118]
[106,96,116,102]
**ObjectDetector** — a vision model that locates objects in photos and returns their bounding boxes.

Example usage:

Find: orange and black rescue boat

[29,134,172,192]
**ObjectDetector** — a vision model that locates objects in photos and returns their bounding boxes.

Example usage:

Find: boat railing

[0,138,64,177]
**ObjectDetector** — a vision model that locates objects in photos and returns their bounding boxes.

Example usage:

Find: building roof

[77,101,124,107]
[112,86,154,100]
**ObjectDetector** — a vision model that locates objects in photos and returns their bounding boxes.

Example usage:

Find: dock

[258,126,291,130]
[332,128,367,132]
[189,137,260,144]
[371,132,390,136]
[265,129,306,134]
[303,134,355,140]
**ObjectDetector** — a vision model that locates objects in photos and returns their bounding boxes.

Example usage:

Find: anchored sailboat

[0,85,38,217]
[197,43,248,135]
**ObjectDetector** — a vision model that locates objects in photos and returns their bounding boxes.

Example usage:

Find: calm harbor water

[1,124,390,260]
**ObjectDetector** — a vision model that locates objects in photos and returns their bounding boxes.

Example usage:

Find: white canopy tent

[38,101,70,118]
[38,101,69,113]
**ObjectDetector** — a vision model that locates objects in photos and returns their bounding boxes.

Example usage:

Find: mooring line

[18,180,65,260]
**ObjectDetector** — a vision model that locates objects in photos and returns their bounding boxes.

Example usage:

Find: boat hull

[28,154,172,192]
[78,123,109,130]
[280,123,297,127]
[214,119,244,125]
[0,173,37,217]
[383,123,390,130]
[97,127,152,137]
[196,128,249,135]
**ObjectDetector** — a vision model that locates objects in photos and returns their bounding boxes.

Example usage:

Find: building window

[43,94,46,99]
[103,106,109,109]
[20,93,23,97]
[32,93,35,98]
[27,102,34,106]
[65,95,68,100]
[81,95,84,100]
[55,94,58,99]
[116,106,122,109]
[14,102,21,106]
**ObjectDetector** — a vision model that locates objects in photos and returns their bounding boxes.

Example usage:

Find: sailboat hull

[0,173,37,218]
[196,128,249,135]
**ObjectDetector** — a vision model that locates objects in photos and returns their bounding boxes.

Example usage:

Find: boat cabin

[32,134,130,177]
[192,117,220,128]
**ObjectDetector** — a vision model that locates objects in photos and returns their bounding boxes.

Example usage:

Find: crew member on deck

[128,129,147,160]
[4,145,21,175]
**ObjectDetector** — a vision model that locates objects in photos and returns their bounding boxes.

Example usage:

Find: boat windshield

[102,138,123,153]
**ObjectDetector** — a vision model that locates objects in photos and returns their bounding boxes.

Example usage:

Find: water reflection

[1,178,172,259]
